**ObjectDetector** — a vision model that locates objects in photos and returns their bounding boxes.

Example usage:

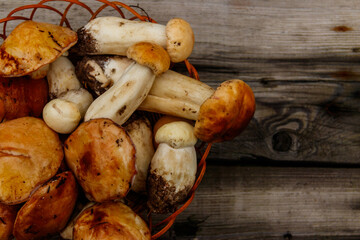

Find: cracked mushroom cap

[127,42,170,76]
[194,79,255,143]
[0,20,77,77]
[165,18,194,63]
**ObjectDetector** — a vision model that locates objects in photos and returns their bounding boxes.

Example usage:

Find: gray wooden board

[154,165,360,239]
[0,0,359,163]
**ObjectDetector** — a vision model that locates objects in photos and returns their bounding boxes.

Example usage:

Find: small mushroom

[75,17,194,63]
[123,115,154,193]
[0,21,77,77]
[73,201,151,240]
[84,42,170,126]
[77,56,255,143]
[147,120,197,214]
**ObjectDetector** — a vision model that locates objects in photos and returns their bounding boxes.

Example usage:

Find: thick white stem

[84,63,155,125]
[139,70,214,120]
[79,17,167,55]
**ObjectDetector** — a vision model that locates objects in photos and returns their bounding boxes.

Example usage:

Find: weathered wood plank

[155,164,360,239]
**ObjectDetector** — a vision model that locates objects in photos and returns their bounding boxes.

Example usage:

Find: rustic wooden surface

[1,0,360,239]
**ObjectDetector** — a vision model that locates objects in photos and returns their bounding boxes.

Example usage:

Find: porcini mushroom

[0,21,77,77]
[13,171,78,240]
[64,118,136,203]
[73,201,151,240]
[75,17,194,63]
[77,55,255,143]
[147,120,197,213]
[84,42,170,126]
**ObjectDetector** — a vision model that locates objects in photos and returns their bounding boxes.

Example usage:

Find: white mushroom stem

[76,17,194,63]
[139,70,215,120]
[84,62,155,125]
[147,143,197,213]
[47,56,81,99]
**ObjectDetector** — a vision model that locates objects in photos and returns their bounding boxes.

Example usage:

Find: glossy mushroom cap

[13,171,78,240]
[73,201,151,240]
[165,18,194,63]
[127,41,170,76]
[0,21,77,77]
[194,79,256,143]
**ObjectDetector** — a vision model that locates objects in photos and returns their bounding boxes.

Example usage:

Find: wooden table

[1,0,360,239]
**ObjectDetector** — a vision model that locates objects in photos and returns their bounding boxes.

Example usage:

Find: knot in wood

[272,131,292,152]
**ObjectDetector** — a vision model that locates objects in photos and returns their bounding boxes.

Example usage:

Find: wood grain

[156,165,360,239]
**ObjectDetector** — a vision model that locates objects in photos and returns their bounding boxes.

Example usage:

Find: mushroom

[123,114,154,193]
[77,55,255,143]
[141,73,256,143]
[0,117,63,205]
[147,120,197,214]
[73,201,151,240]
[42,56,94,134]
[64,118,136,203]
[13,171,78,240]
[42,88,93,134]
[84,42,170,126]
[0,20,77,77]
[75,17,194,63]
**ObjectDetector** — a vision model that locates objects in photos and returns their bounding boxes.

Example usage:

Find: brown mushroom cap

[13,171,78,240]
[64,118,136,202]
[0,20,77,77]
[127,42,170,76]
[194,79,255,143]
[165,18,194,63]
[0,117,63,204]
[73,201,151,240]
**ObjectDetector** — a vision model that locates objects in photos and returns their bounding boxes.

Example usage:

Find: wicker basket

[0,1,211,239]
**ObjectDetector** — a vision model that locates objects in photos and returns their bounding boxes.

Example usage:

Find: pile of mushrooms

[0,13,255,240]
